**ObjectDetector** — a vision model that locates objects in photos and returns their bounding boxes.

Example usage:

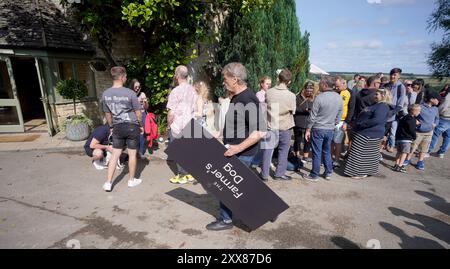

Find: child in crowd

[393,104,421,173]
[405,93,441,170]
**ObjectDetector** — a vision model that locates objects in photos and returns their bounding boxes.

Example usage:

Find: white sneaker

[128,178,142,188]
[439,154,445,159]
[424,153,431,158]
[93,160,107,170]
[103,182,112,192]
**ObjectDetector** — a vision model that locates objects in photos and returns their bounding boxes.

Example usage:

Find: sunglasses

[406,84,412,87]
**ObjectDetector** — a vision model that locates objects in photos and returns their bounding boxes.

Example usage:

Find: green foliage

[427,0,450,79]
[56,78,89,115]
[210,0,309,96]
[156,113,168,137]
[60,114,93,131]
[62,0,276,116]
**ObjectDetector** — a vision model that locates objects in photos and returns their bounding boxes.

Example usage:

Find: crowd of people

[84,64,450,231]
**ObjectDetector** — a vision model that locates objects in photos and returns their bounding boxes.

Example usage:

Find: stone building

[0,0,143,135]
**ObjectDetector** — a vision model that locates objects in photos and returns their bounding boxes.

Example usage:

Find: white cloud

[401,39,427,49]
[375,17,391,26]
[367,0,416,5]
[326,42,339,49]
[347,40,383,50]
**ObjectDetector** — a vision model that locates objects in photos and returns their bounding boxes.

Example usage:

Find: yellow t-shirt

[340,90,351,121]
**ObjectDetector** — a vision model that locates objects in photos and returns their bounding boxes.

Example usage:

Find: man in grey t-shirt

[101,66,144,192]
[303,77,343,182]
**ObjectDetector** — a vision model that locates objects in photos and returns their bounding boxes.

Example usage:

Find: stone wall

[92,29,144,98]
[53,100,104,131]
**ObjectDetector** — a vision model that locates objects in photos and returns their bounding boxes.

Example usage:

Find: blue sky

[295,0,444,74]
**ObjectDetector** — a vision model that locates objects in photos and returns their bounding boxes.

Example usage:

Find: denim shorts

[112,123,140,150]
[396,141,412,154]
[333,121,345,143]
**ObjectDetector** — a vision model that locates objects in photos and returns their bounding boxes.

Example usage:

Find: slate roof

[0,0,94,52]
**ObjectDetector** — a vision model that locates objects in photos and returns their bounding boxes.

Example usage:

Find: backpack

[144,112,159,148]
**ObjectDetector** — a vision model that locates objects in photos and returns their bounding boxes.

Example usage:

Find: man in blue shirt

[84,124,112,170]
[385,68,406,152]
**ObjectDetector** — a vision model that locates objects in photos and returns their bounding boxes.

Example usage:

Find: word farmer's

[206,163,244,199]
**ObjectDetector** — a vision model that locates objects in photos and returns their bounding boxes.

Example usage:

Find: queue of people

[84,64,449,231]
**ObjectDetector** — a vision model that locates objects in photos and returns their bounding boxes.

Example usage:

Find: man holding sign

[206,62,267,231]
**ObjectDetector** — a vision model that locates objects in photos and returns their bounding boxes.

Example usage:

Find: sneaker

[438,153,445,159]
[300,158,307,165]
[324,174,332,180]
[128,178,142,188]
[102,182,112,192]
[305,157,313,163]
[403,160,410,167]
[177,175,189,184]
[169,175,181,184]
[273,175,292,181]
[332,161,341,168]
[351,175,368,180]
[185,174,195,183]
[416,161,425,171]
[116,159,125,170]
[93,160,107,170]
[392,164,399,171]
[379,153,384,161]
[303,174,319,182]
[399,166,407,173]
[424,153,431,158]
[206,220,233,231]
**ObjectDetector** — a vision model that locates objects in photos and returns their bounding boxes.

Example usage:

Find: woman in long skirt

[344,88,394,179]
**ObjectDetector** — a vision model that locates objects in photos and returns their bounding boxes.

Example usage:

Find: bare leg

[418,152,426,162]
[127,149,138,181]
[399,153,408,166]
[406,152,413,162]
[92,149,104,161]
[107,148,122,183]
[334,143,342,162]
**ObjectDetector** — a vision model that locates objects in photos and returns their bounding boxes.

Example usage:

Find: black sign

[165,119,289,231]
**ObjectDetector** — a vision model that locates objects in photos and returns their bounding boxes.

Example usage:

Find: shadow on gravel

[111,158,150,189]
[330,236,361,249]
[388,207,450,245]
[379,222,445,249]
[415,190,450,216]
[165,188,253,232]
[380,190,450,249]
[166,188,218,219]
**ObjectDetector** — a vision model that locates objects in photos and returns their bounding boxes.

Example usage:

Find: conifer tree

[212,0,310,95]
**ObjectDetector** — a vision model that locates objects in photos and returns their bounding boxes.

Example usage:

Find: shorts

[112,123,140,150]
[411,132,433,153]
[333,121,345,143]
[396,141,412,154]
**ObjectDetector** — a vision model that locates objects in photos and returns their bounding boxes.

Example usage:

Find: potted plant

[56,78,93,141]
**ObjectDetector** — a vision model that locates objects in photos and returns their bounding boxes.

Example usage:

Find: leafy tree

[56,78,88,115]
[61,0,275,116]
[210,0,309,97]
[428,0,450,79]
